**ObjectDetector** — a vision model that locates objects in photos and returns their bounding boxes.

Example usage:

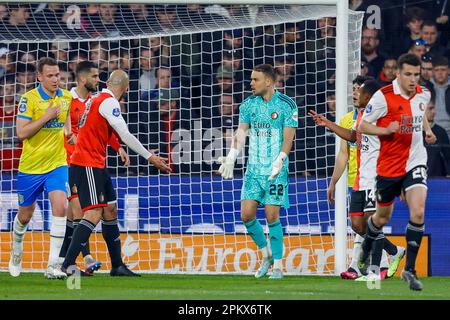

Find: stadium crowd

[0,2,449,177]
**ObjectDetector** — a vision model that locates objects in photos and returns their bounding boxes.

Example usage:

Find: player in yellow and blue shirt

[218,64,298,280]
[9,58,73,280]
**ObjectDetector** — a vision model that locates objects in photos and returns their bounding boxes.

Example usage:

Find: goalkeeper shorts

[241,171,290,209]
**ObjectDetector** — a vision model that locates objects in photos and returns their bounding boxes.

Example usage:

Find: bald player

[61,70,171,276]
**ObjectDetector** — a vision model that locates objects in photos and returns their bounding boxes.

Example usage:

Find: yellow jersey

[17,84,72,174]
[338,110,358,187]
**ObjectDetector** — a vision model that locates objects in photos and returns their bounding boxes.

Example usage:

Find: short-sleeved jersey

[64,87,121,165]
[339,110,358,187]
[362,79,430,178]
[352,111,379,191]
[71,89,123,168]
[239,90,298,176]
[17,84,72,174]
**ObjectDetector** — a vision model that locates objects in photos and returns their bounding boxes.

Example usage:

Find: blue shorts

[17,166,69,207]
[241,170,290,209]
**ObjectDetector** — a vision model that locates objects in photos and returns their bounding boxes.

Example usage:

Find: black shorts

[69,165,116,212]
[376,165,428,206]
[349,189,376,217]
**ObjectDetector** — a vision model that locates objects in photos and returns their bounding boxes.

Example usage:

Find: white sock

[261,246,270,260]
[349,233,364,275]
[380,250,389,269]
[13,215,28,254]
[48,216,66,266]
[273,259,283,270]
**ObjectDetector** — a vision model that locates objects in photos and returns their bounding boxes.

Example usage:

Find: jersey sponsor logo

[251,130,272,137]
[42,119,64,129]
[271,112,278,120]
[400,115,423,134]
[253,121,270,129]
[292,111,298,121]
[112,108,121,117]
[365,104,372,113]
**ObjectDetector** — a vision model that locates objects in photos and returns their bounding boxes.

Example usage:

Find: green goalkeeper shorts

[241,170,290,209]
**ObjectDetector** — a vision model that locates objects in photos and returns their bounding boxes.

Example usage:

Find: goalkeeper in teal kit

[218,64,298,279]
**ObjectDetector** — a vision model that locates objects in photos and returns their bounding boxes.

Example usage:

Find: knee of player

[240,213,255,223]
[351,223,366,236]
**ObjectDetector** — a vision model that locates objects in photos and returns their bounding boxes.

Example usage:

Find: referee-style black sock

[366,217,385,272]
[405,221,424,272]
[74,219,91,258]
[102,219,123,268]
[62,219,96,269]
[59,219,73,258]
[383,237,398,256]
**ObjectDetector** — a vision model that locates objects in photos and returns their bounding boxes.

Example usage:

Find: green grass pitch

[1,273,450,300]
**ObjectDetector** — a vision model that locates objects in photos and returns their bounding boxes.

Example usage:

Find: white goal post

[0,0,362,276]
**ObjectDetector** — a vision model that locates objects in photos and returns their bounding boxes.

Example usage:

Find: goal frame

[4,0,350,275]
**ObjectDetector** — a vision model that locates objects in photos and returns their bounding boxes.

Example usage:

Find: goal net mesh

[0,3,363,274]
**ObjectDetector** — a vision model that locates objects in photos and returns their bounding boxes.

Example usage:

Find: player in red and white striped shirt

[61,69,171,276]
[309,80,405,280]
[358,54,437,290]
[59,61,130,275]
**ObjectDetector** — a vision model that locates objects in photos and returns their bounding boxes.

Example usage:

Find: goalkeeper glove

[268,152,288,181]
[217,148,239,179]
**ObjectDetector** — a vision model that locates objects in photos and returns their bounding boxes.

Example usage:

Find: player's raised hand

[118,147,130,167]
[66,132,77,145]
[149,154,172,174]
[327,181,335,204]
[308,110,329,127]
[385,121,399,135]
[44,102,60,121]
[425,130,437,145]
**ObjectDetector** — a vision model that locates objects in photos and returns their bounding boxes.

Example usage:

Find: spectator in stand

[430,56,450,137]
[421,20,447,58]
[424,95,450,177]
[89,41,108,70]
[59,68,74,90]
[377,57,397,86]
[0,48,14,80]
[107,50,120,72]
[16,63,35,94]
[419,54,434,87]
[408,38,428,59]
[50,41,70,69]
[4,4,30,36]
[215,65,234,94]
[97,3,119,36]
[156,5,180,32]
[360,57,371,77]
[207,93,239,134]
[68,51,88,74]
[0,80,17,122]
[397,7,425,56]
[139,47,157,99]
[361,26,386,78]
[19,52,37,67]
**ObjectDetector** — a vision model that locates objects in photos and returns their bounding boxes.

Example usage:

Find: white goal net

[0,2,363,274]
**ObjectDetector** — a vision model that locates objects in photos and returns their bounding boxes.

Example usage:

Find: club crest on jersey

[99,193,104,203]
[112,108,121,117]
[271,112,278,120]
[365,104,372,113]
[292,111,298,121]
[419,103,425,111]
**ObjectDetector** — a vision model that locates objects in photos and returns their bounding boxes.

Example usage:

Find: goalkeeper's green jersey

[239,90,298,176]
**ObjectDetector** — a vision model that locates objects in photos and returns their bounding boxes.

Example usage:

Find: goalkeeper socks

[405,221,424,272]
[59,219,73,258]
[74,219,91,258]
[12,214,28,254]
[102,219,123,268]
[244,219,268,250]
[48,216,66,266]
[349,233,364,274]
[268,220,283,260]
[383,237,398,256]
[62,219,95,269]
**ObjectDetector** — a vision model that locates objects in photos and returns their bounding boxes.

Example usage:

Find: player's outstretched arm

[217,122,249,179]
[268,127,296,181]
[308,110,356,142]
[358,119,398,136]
[17,102,60,141]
